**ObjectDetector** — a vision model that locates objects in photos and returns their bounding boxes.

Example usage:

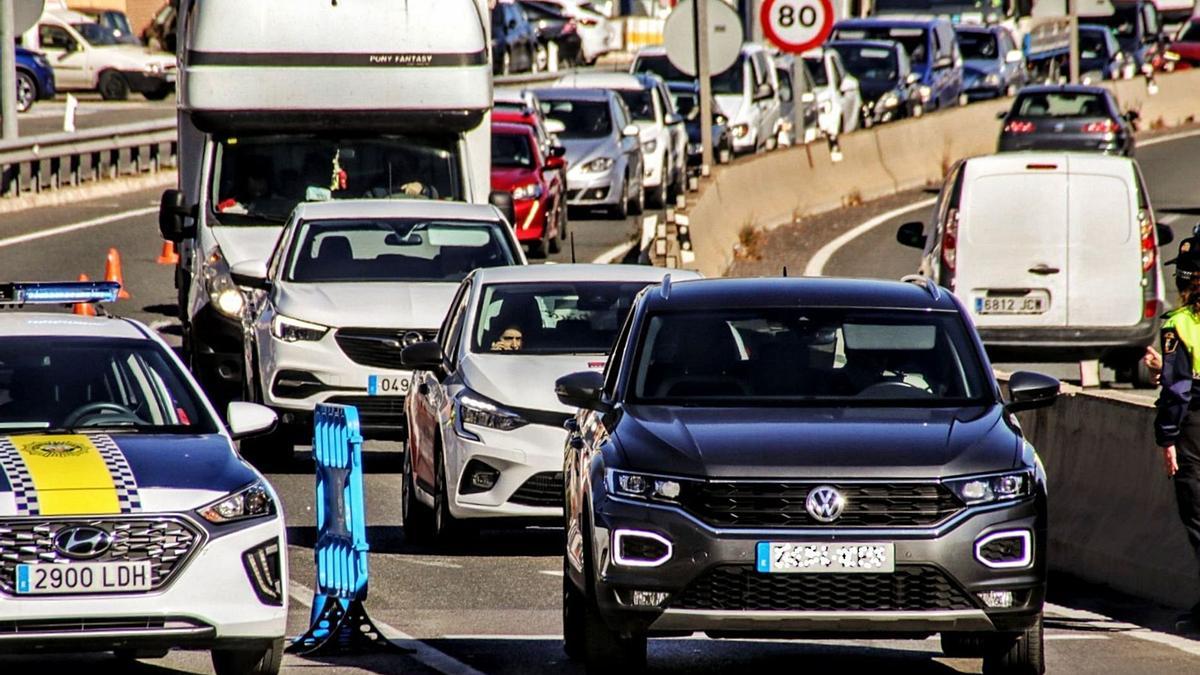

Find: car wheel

[211,638,284,675]
[628,176,645,216]
[981,614,1045,675]
[143,84,173,101]
[581,514,646,673]
[402,442,434,544]
[610,176,629,220]
[648,164,668,209]
[527,229,548,259]
[98,70,130,101]
[563,556,586,661]
[547,207,562,254]
[559,201,569,241]
[15,71,36,113]
[430,442,465,545]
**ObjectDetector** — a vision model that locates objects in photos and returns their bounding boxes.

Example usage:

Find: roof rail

[660,273,672,300]
[901,275,942,302]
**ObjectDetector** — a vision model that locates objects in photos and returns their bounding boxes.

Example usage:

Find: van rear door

[956,156,1069,328]
[1065,155,1142,327]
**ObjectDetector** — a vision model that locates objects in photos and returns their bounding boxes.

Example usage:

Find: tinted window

[956,31,999,59]
[617,89,656,122]
[833,45,899,82]
[0,337,216,433]
[803,56,828,86]
[1091,6,1140,40]
[834,26,930,64]
[492,132,535,168]
[1014,92,1110,117]
[630,308,988,404]
[287,219,516,283]
[635,53,746,95]
[1079,30,1109,58]
[540,98,613,138]
[1180,21,1200,42]
[471,282,648,355]
[38,25,74,49]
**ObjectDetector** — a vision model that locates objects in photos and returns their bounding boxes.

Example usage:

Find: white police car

[0,282,287,674]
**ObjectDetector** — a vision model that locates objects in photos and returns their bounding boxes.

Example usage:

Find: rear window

[617,89,656,122]
[831,45,899,82]
[492,133,534,168]
[834,26,930,63]
[1014,92,1109,118]
[540,99,613,139]
[956,31,998,60]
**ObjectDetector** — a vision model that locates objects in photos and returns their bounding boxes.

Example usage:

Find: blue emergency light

[0,281,121,305]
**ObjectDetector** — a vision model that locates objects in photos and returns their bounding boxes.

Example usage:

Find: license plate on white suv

[756,542,895,574]
[975,291,1049,315]
[367,374,409,396]
[16,561,153,595]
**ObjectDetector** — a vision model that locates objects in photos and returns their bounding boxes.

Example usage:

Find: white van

[897,152,1172,385]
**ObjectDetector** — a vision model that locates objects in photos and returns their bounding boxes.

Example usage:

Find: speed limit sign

[760,0,835,54]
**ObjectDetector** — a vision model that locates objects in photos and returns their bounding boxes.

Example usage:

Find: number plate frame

[367,374,410,396]
[975,290,1050,315]
[16,561,154,595]
[755,542,895,574]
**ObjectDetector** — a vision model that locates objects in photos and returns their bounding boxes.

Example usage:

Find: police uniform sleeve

[1155,324,1193,447]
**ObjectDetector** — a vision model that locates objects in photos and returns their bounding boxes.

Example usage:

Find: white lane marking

[1125,628,1200,657]
[1140,127,1200,148]
[1044,634,1111,641]
[1047,602,1200,656]
[441,634,563,640]
[539,569,565,577]
[804,198,937,277]
[592,240,635,265]
[288,579,488,675]
[396,557,464,569]
[0,206,158,249]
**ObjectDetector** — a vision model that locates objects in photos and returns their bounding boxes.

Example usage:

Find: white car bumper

[446,421,567,520]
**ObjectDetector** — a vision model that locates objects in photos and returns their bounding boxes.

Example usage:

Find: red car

[1166,18,1200,70]
[491,121,567,258]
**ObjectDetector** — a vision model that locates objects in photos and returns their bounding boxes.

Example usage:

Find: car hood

[461,353,607,412]
[857,79,897,103]
[275,280,459,330]
[561,137,616,168]
[212,225,285,268]
[963,59,1001,78]
[612,404,1019,479]
[94,44,176,67]
[0,433,259,515]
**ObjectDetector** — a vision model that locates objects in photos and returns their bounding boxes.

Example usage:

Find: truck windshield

[630,308,989,406]
[210,135,461,225]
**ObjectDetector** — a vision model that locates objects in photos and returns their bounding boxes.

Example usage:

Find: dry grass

[841,190,864,208]
[734,220,763,260]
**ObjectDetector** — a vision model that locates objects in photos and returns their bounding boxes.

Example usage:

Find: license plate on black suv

[756,542,895,574]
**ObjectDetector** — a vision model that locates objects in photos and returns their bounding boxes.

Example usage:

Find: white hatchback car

[31,9,176,100]
[400,265,701,543]
[234,200,526,461]
[0,281,285,674]
[801,46,862,138]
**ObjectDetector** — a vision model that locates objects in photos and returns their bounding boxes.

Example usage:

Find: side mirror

[839,76,858,94]
[1158,224,1174,246]
[227,401,278,441]
[545,155,566,171]
[1006,371,1060,412]
[555,370,609,411]
[622,123,640,138]
[1005,49,1024,64]
[158,188,194,242]
[753,82,774,101]
[896,221,928,249]
[548,144,567,159]
[906,72,921,85]
[665,113,683,125]
[400,340,445,372]
[230,260,271,290]
[489,189,517,226]
[800,91,816,104]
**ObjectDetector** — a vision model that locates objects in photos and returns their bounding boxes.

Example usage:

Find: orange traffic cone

[73,274,96,316]
[105,247,131,299]
[156,240,179,265]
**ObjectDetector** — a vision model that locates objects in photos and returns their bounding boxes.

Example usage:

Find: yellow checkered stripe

[0,435,142,516]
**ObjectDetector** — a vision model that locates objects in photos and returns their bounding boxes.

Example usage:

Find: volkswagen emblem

[53,525,112,560]
[806,486,846,523]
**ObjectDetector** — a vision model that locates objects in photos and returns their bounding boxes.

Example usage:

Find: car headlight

[731,123,750,139]
[203,249,245,319]
[512,183,543,200]
[643,139,658,154]
[880,93,900,108]
[984,73,1001,87]
[945,470,1034,506]
[456,389,528,436]
[609,470,686,502]
[198,481,276,524]
[270,313,329,342]
[583,157,614,173]
[918,85,932,101]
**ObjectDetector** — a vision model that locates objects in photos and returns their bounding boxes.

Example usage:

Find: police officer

[1156,235,1200,628]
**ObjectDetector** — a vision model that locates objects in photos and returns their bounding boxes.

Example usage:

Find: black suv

[555,276,1059,674]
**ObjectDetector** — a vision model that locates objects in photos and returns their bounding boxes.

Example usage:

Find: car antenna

[660,274,672,300]
[570,232,577,263]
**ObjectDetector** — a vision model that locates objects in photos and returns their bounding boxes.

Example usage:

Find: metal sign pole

[1068,0,1079,84]
[695,0,715,175]
[0,0,18,140]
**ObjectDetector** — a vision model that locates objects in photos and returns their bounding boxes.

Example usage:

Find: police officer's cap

[1166,236,1200,281]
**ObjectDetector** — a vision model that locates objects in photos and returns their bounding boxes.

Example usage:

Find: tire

[429,442,465,545]
[581,515,646,673]
[1124,355,1157,389]
[563,556,586,660]
[647,166,668,209]
[558,201,569,241]
[548,208,562,255]
[628,176,645,216]
[144,84,173,101]
[211,638,284,675]
[15,71,36,113]
[98,70,130,101]
[610,178,629,220]
[527,233,548,259]
[912,103,925,118]
[982,615,1045,675]
[402,443,434,544]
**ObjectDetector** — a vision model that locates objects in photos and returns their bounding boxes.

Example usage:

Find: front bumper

[0,516,287,652]
[566,166,623,207]
[513,196,548,242]
[977,320,1158,361]
[119,69,174,94]
[586,494,1045,638]
[446,420,569,520]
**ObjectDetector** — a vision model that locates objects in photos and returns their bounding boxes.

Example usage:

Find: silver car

[534,87,645,220]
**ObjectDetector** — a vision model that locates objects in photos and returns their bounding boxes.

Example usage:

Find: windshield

[1080,30,1109,58]
[492,133,535,168]
[833,46,899,82]
[634,54,746,95]
[669,89,700,121]
[0,337,216,433]
[834,27,930,64]
[72,22,124,46]
[210,135,461,225]
[540,98,613,139]
[1015,92,1109,117]
[803,57,828,86]
[630,308,989,405]
[472,281,648,355]
[617,89,656,122]
[287,218,516,283]
[956,31,999,60]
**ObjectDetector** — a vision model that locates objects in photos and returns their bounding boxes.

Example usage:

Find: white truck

[159,0,499,405]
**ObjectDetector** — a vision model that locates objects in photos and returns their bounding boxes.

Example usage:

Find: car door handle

[1028,265,1060,275]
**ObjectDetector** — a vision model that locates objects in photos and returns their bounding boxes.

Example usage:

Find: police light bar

[0,281,121,305]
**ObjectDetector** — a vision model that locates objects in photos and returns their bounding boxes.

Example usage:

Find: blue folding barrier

[289,404,406,655]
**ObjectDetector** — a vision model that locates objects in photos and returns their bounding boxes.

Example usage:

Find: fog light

[242,539,283,606]
[977,591,1015,609]
[613,529,673,567]
[975,530,1032,569]
[460,459,500,495]
[630,590,669,607]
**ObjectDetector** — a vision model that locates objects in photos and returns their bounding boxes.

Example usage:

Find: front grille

[326,395,406,430]
[677,481,964,528]
[671,565,977,612]
[508,472,563,507]
[0,517,203,595]
[334,328,437,369]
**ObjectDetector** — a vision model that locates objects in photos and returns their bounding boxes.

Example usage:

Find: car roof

[636,277,960,313]
[291,199,504,222]
[532,87,614,102]
[555,72,656,90]
[492,121,536,136]
[828,39,900,51]
[1016,83,1111,96]
[0,313,152,340]
[471,264,701,285]
[837,17,941,28]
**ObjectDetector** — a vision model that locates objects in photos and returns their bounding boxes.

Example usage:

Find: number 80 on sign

[760,0,835,54]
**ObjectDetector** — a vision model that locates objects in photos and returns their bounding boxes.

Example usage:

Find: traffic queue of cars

[491,0,613,74]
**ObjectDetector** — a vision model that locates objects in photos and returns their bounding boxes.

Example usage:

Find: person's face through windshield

[492,326,524,352]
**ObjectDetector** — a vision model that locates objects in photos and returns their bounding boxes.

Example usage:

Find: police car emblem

[25,440,86,458]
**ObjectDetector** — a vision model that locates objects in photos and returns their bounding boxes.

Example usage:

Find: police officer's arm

[1155,327,1192,446]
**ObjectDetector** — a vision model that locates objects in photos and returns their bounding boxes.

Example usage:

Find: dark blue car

[833,17,965,111]
[10,47,56,113]
[955,24,1027,100]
